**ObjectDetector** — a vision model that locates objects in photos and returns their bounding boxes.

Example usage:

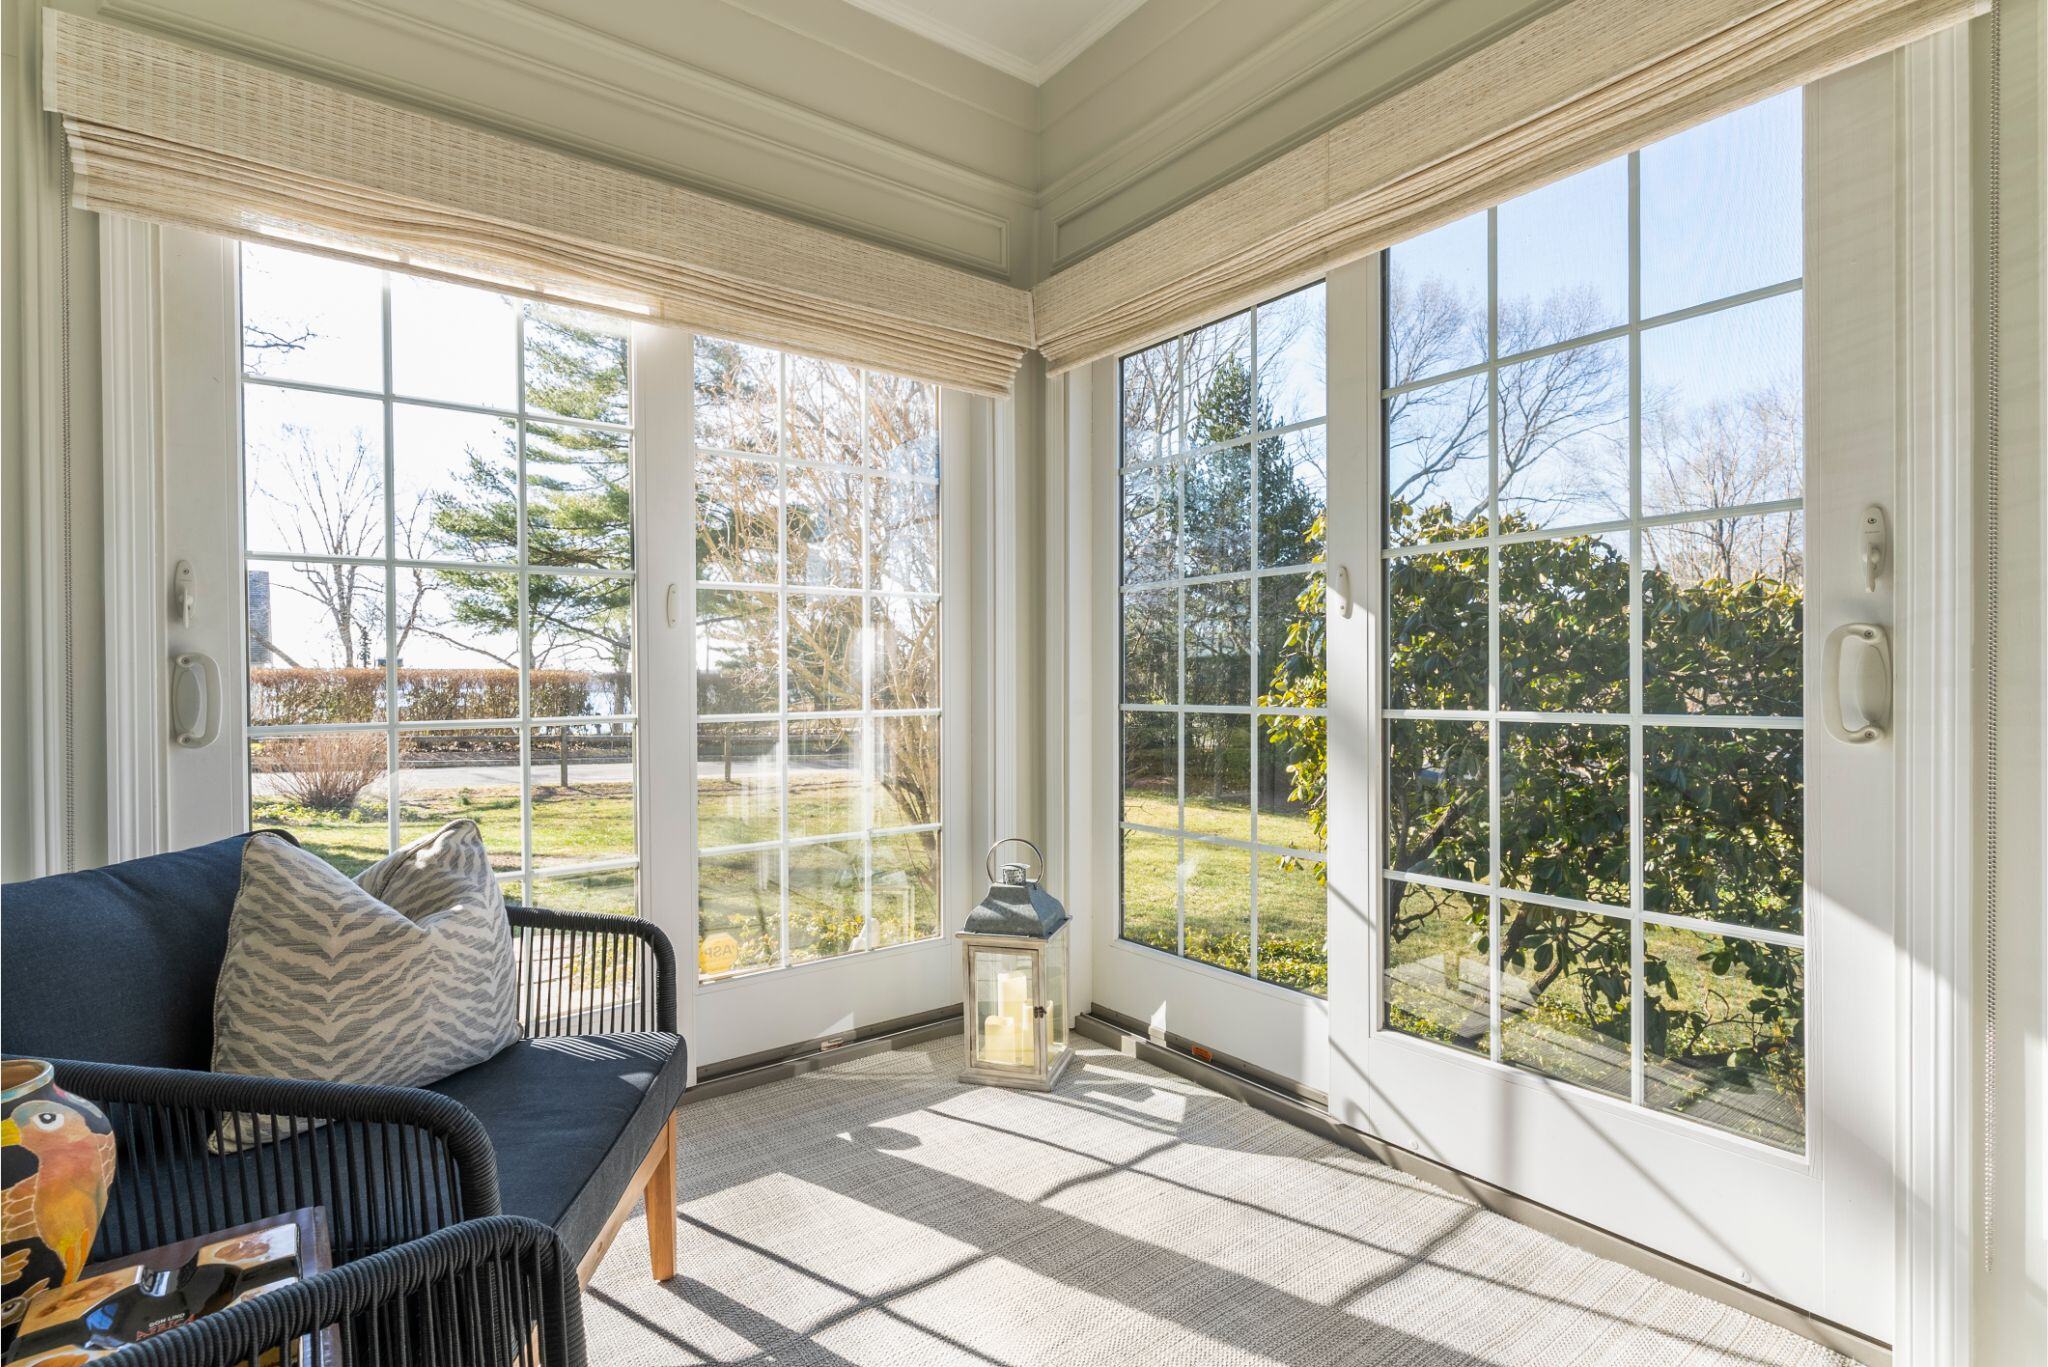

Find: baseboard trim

[685,1006,964,1102]
[1075,1009,1890,1367]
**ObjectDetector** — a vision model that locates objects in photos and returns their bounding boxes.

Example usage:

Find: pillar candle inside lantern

[980,966,1035,1066]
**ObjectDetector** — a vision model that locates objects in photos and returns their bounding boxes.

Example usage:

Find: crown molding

[720,0,1039,116]
[345,0,1037,199]
[837,0,1150,86]
[583,0,1040,134]
[1041,0,1432,201]
[101,0,1030,278]
[1040,0,1543,272]
[82,0,1569,291]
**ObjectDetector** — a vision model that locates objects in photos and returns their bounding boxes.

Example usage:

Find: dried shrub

[267,731,388,813]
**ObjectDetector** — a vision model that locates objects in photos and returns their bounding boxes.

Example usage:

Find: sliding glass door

[1323,66,1902,1335]
[1378,91,1806,1146]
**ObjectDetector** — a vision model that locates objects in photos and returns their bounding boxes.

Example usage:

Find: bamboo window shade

[1030,0,1985,374]
[39,10,1035,396]
[41,2,1982,390]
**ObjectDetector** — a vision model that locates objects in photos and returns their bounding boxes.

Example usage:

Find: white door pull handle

[1334,565,1353,619]
[1822,623,1890,744]
[171,651,222,749]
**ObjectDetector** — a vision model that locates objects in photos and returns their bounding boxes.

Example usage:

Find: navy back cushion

[1,835,253,1070]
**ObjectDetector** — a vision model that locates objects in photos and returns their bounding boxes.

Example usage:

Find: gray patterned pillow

[212,821,520,1111]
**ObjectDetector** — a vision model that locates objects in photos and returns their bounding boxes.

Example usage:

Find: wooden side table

[6,1208,337,1365]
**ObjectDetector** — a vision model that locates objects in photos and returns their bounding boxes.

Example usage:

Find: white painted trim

[1322,253,1377,1124]
[1076,357,1121,1027]
[156,228,248,853]
[634,319,696,1082]
[100,217,168,863]
[1053,363,1108,1019]
[19,77,74,876]
[991,379,1022,840]
[1892,27,1977,1365]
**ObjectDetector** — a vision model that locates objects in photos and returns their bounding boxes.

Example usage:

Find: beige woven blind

[1032,0,1984,374]
[42,11,1034,396]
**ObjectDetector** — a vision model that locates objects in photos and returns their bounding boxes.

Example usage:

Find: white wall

[4,0,105,881]
[1978,1,2048,1357]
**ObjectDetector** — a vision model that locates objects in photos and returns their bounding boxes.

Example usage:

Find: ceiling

[836,0,1152,84]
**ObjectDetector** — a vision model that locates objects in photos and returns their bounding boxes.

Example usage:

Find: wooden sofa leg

[647,1115,678,1281]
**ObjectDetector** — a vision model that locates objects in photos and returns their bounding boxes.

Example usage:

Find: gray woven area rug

[585,1038,1854,1366]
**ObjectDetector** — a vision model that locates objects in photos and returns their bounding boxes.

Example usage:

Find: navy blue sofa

[0,833,686,1298]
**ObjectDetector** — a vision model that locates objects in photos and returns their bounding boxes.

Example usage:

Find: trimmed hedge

[251,668,596,724]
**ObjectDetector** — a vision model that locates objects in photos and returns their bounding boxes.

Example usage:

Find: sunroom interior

[1,1,2042,1364]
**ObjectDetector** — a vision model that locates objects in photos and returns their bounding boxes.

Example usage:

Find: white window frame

[1054,36,1975,1352]
[1071,335,1333,1092]
[687,343,954,982]
[137,230,992,1081]
[1112,288,1331,997]
[674,339,980,1069]
[1371,115,1811,1144]
[230,247,643,912]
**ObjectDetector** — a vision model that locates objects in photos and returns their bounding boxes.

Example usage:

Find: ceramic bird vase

[1,1058,117,1349]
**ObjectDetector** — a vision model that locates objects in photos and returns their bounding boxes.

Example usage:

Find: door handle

[1821,623,1890,745]
[1334,565,1353,619]
[170,651,223,749]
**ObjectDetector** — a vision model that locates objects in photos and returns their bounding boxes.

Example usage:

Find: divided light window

[1117,284,1330,996]
[1379,91,1807,1149]
[239,244,638,914]
[692,341,943,982]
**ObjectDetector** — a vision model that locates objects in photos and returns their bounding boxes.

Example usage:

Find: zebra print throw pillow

[211,821,519,1123]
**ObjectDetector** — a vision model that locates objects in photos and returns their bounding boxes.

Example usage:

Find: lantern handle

[985,837,1044,885]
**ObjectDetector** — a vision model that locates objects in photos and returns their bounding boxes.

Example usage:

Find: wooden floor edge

[1073,1010,1892,1367]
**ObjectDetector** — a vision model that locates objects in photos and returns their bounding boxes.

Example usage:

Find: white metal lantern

[958,838,1072,1090]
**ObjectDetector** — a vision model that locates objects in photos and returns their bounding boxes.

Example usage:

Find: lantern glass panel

[972,946,1039,1071]
[1047,927,1070,1056]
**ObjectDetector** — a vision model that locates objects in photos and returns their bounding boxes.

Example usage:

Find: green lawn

[697,770,935,848]
[252,780,634,885]
[1118,791,1328,995]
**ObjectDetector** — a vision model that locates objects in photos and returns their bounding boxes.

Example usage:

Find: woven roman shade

[1032,0,1985,374]
[41,11,1034,396]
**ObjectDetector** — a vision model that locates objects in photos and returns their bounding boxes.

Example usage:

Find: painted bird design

[1,1100,116,1285]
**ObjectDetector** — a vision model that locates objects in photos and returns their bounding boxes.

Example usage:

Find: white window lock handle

[1822,623,1890,745]
[171,650,222,749]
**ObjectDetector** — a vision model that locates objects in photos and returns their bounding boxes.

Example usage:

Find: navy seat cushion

[1,835,253,1070]
[424,1031,686,1263]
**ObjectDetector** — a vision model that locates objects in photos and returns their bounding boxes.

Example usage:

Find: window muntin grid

[1378,91,1807,1151]
[1116,283,1330,997]
[237,242,638,915]
[692,340,943,983]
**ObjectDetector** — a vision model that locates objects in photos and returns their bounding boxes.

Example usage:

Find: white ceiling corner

[837,0,1150,84]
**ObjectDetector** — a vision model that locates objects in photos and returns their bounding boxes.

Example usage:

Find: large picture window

[691,341,943,981]
[1117,284,1329,995]
[1379,92,1806,1149]
[239,243,638,915]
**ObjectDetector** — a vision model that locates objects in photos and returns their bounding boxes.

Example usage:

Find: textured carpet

[584,1038,1854,1366]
